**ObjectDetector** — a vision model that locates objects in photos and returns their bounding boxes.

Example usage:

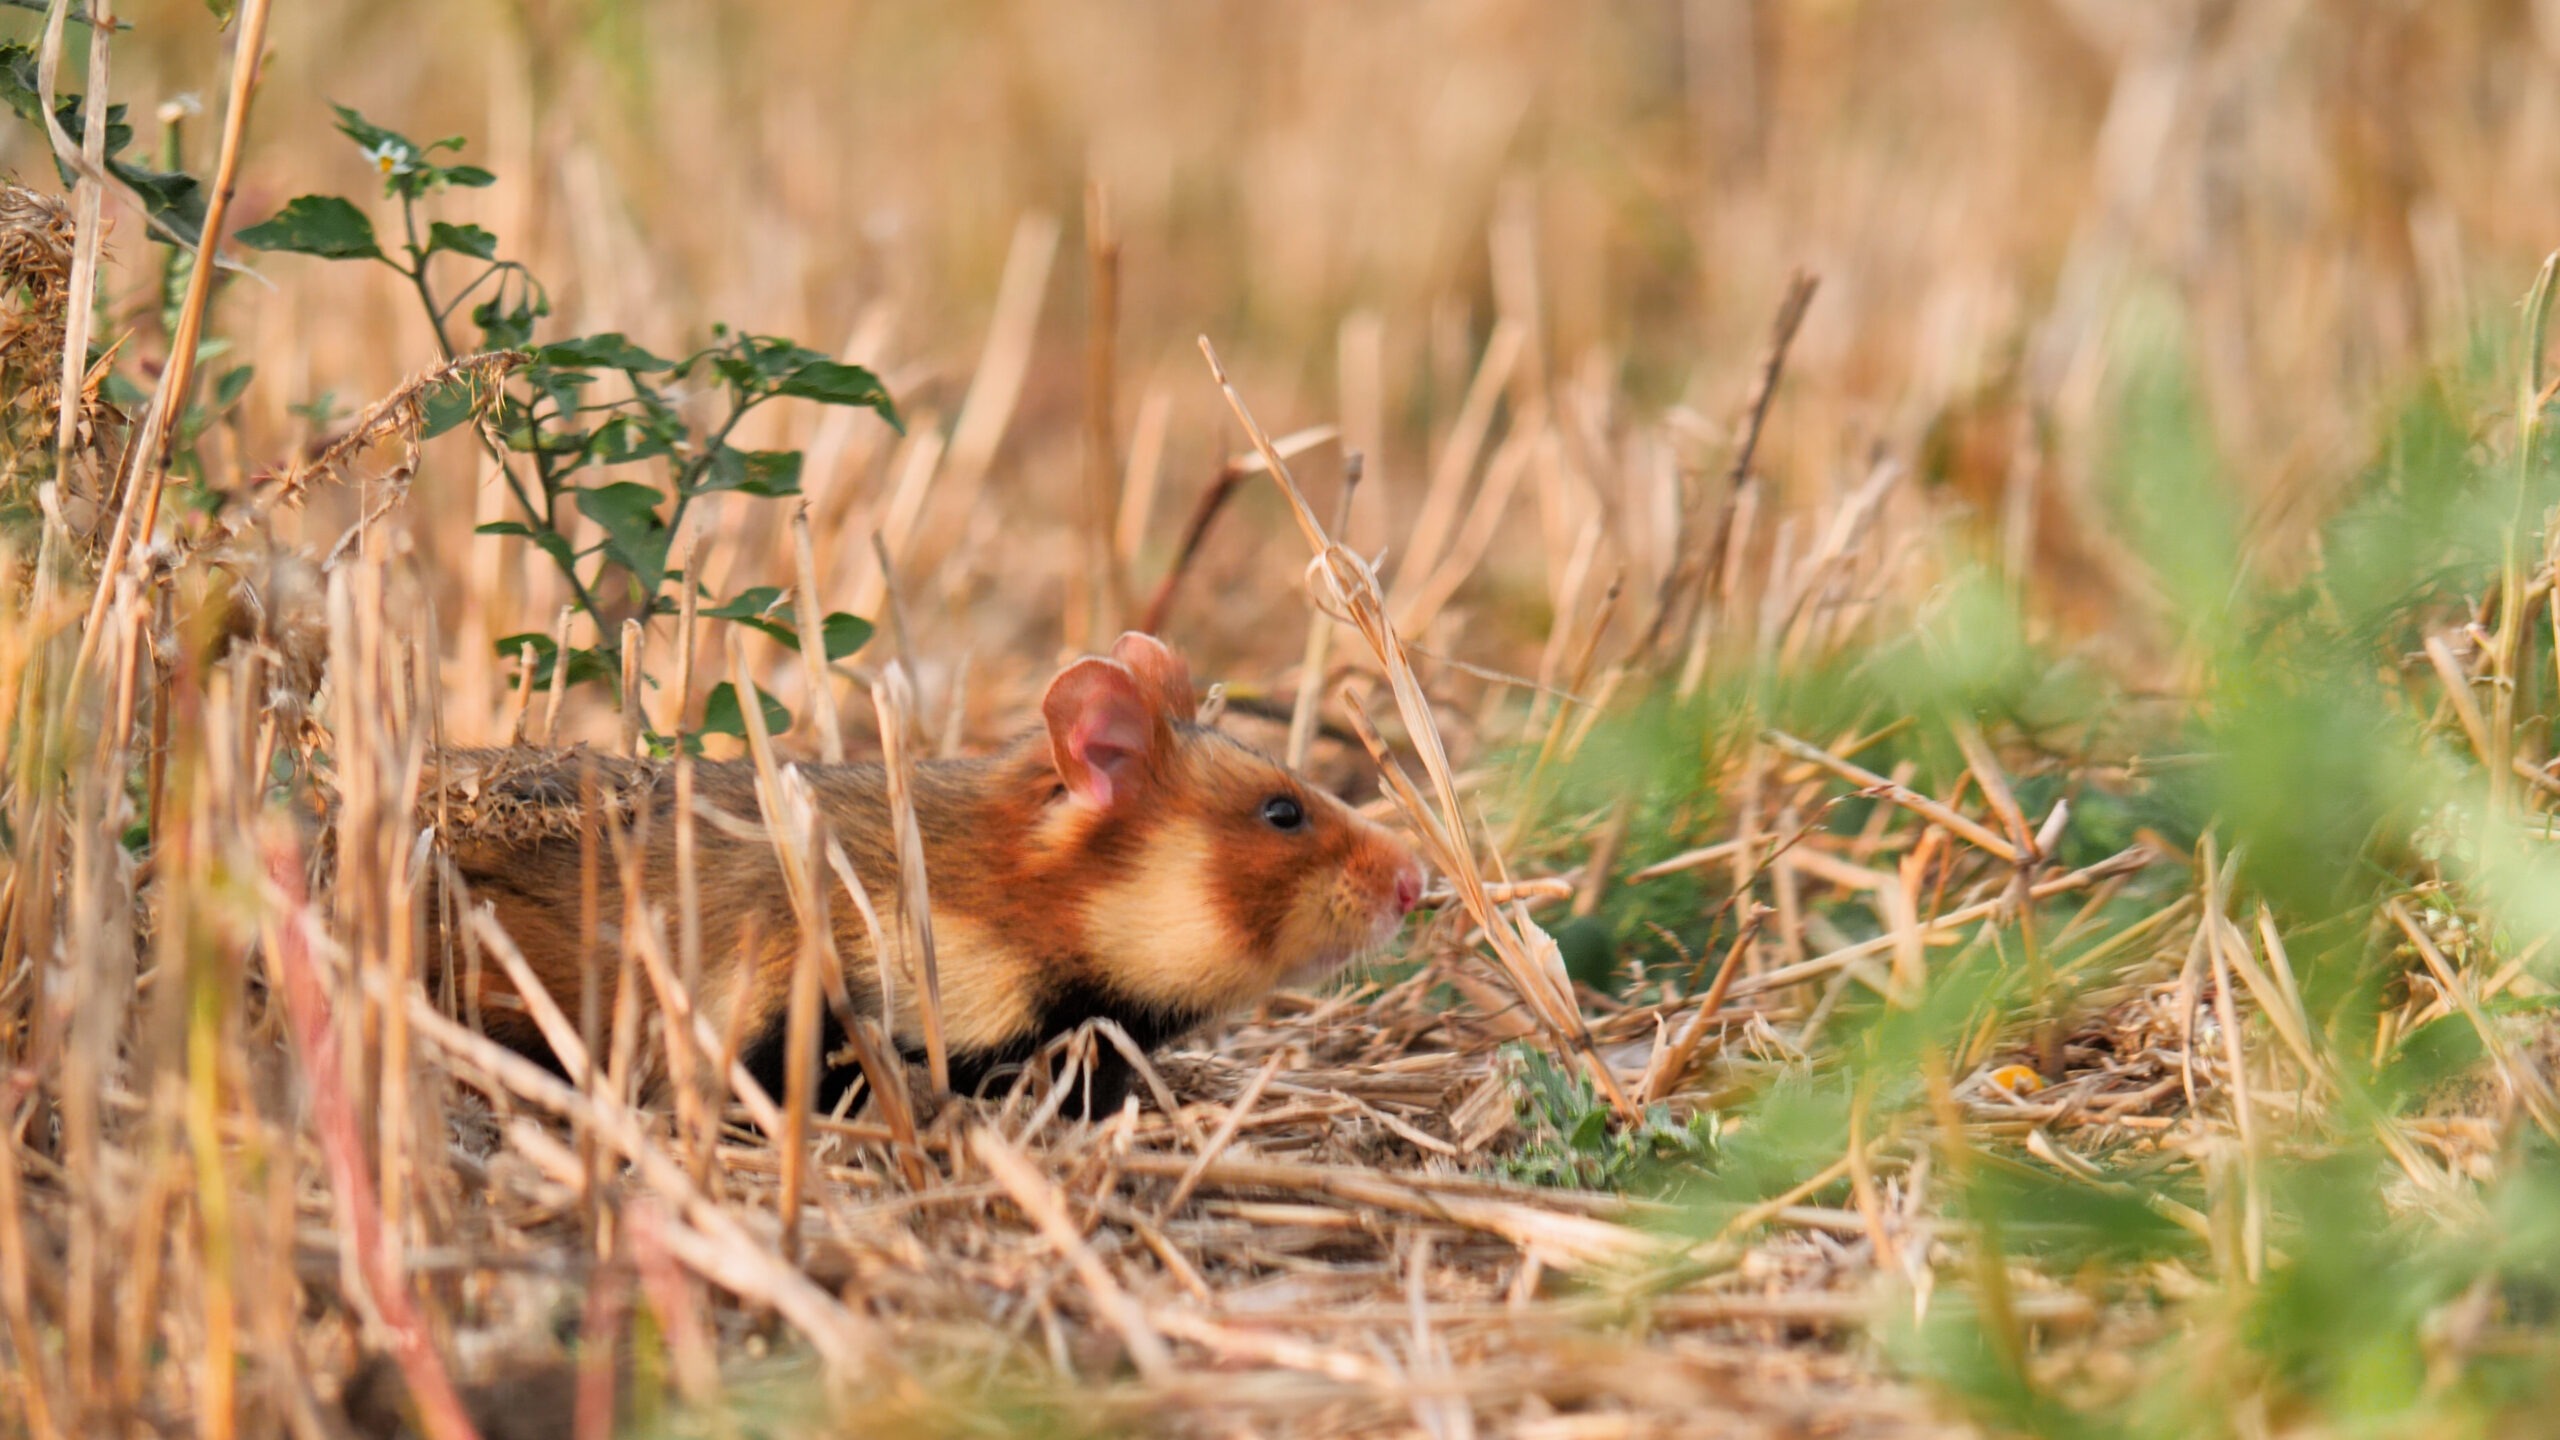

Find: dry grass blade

[1159,1050,1284,1218]
[1199,334,1637,1120]
[1392,317,1524,607]
[2389,898,2560,1141]
[258,827,481,1440]
[1285,452,1361,770]
[872,663,948,1094]
[790,504,844,763]
[1644,270,1817,660]
[1136,426,1333,636]
[64,0,272,700]
[1116,1153,1655,1270]
[403,1006,885,1381]
[730,649,931,1186]
[970,1126,1176,1381]
[1765,728,2022,864]
[1638,904,1765,1103]
[1724,847,2152,1000]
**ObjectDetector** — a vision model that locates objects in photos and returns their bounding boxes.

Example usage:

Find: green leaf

[537,333,673,373]
[702,586,788,622]
[480,519,576,575]
[730,617,799,648]
[1567,1103,1614,1154]
[576,482,672,593]
[0,3,112,26]
[576,480,667,533]
[330,105,496,197]
[424,221,497,260]
[0,46,204,247]
[694,446,802,497]
[473,286,548,352]
[236,195,383,261]
[329,103,409,157]
[0,50,130,153]
[420,375,480,439]
[699,681,790,740]
[527,366,596,419]
[704,585,797,647]
[209,365,254,413]
[709,335,829,391]
[105,157,205,247]
[821,612,875,661]
[100,371,146,409]
[585,412,681,465]
[492,633,614,689]
[777,360,900,430]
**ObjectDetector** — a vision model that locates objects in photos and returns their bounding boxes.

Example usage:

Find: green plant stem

[396,196,461,364]
[430,258,514,328]
[394,193,611,648]
[663,396,755,554]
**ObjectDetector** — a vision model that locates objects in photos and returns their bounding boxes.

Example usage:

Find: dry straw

[1198,334,1637,1120]
[16,9,2560,1433]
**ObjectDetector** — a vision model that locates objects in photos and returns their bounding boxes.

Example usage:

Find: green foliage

[231,104,903,738]
[698,682,792,744]
[0,73,871,725]
[0,41,204,245]
[1527,276,2560,1435]
[235,194,382,259]
[703,588,875,660]
[1495,1042,1718,1191]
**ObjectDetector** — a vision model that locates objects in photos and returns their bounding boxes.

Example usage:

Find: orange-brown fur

[434,634,1425,1109]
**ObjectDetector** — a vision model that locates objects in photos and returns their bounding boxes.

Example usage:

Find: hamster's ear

[1041,657,1160,808]
[1109,631,1197,722]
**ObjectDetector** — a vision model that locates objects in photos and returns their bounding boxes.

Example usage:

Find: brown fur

[430,635,1425,1107]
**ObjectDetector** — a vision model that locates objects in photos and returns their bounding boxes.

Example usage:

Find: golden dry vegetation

[8,3,2560,1437]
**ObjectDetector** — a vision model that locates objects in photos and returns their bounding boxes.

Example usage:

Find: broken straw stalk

[1196,334,1639,1120]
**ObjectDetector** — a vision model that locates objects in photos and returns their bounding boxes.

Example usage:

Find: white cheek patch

[874,913,1033,1054]
[1272,874,1381,990]
[684,914,1037,1062]
[1079,817,1266,1018]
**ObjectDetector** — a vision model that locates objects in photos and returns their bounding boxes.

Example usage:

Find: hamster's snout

[1391,861,1424,918]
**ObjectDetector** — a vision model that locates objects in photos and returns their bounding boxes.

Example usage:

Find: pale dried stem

[1199,335,1636,1120]
[539,606,573,744]
[872,664,948,1093]
[1393,319,1525,606]
[1764,728,2022,863]
[65,0,272,701]
[789,505,843,762]
[1286,453,1361,771]
[1159,1051,1284,1219]
[971,1126,1174,1379]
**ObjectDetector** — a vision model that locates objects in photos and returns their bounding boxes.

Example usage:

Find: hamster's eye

[1260,794,1307,832]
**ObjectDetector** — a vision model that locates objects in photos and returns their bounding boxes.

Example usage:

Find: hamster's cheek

[1265,882,1359,982]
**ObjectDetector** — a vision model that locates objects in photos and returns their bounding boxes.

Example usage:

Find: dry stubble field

[8,3,2560,1437]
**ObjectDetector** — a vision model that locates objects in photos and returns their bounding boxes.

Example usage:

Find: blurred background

[15,0,2560,726]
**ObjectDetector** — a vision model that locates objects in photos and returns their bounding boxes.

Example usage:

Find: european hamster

[433,632,1427,1114]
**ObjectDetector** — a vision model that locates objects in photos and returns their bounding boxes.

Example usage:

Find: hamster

[431,632,1427,1114]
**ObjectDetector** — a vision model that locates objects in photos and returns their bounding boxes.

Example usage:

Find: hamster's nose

[1392,862,1425,917]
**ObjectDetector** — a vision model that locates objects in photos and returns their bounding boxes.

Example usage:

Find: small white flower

[365,140,415,177]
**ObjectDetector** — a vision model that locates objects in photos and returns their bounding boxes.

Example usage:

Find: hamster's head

[1038,632,1427,1018]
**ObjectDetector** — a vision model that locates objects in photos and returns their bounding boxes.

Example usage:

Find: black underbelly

[738,975,1207,1120]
